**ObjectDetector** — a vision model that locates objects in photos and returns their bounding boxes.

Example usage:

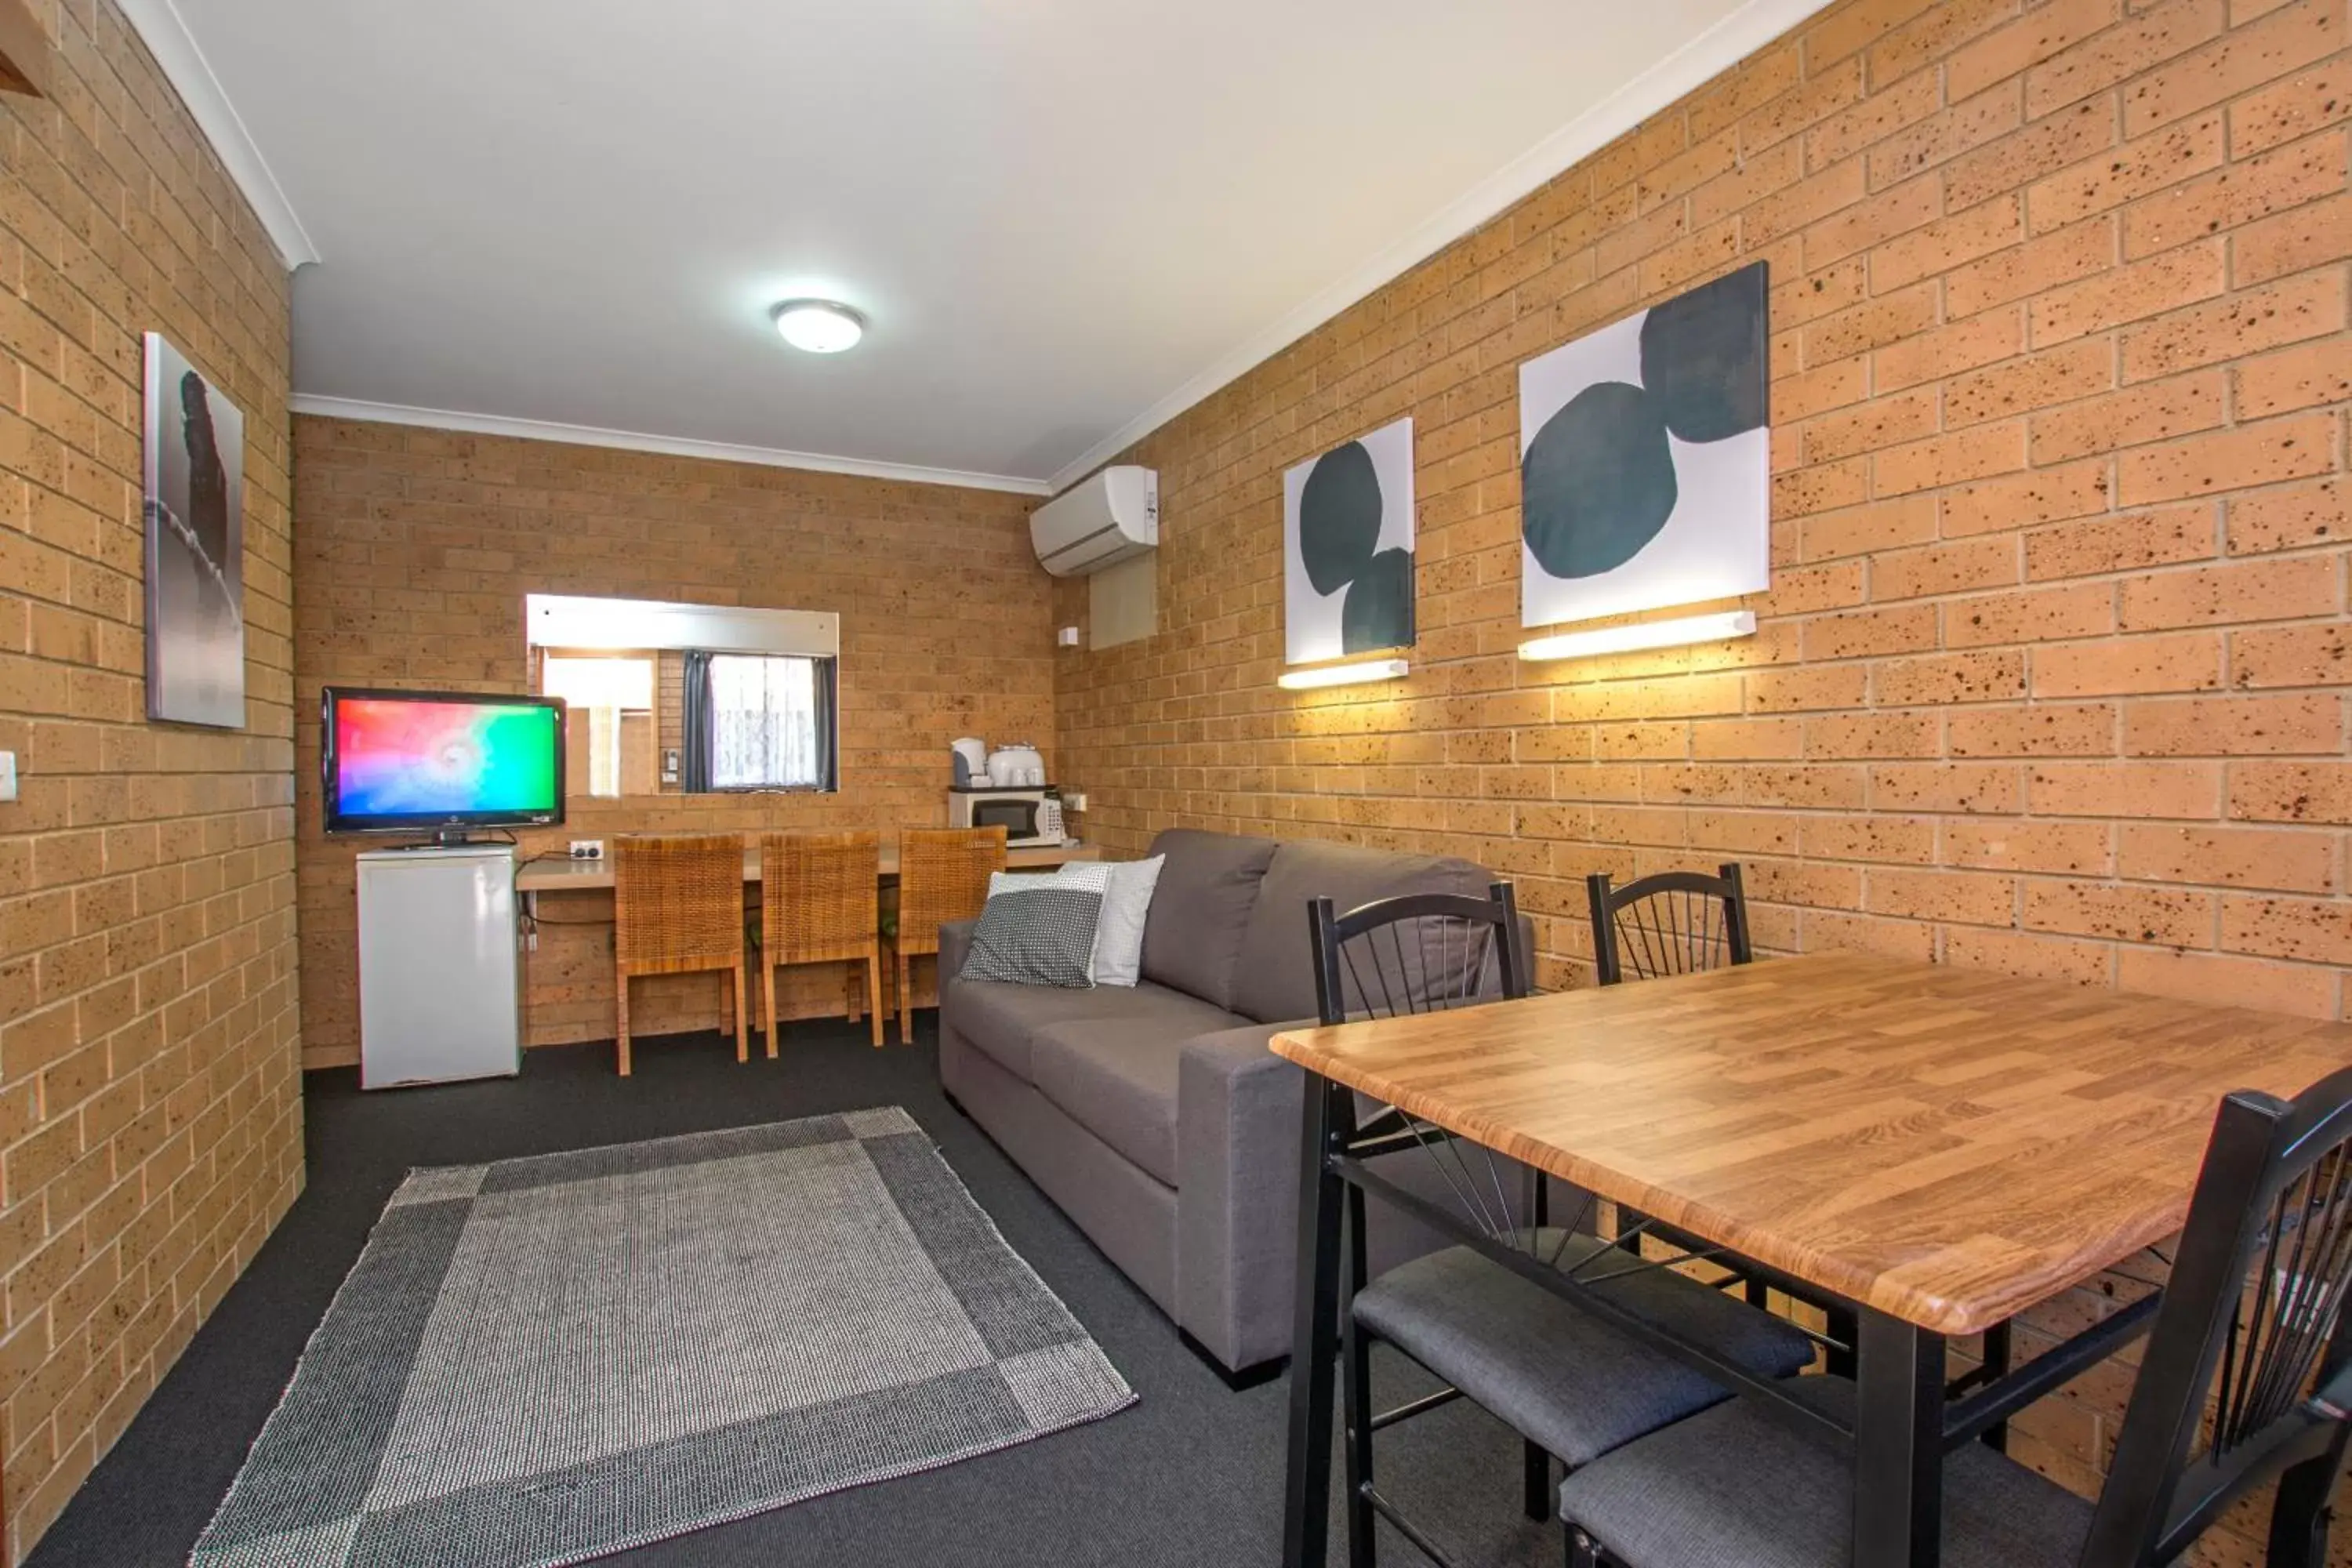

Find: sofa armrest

[938,917,978,985]
[935,918,979,1063]
[1176,1022,1305,1374]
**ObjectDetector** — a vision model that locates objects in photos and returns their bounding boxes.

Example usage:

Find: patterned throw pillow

[958,865,1112,988]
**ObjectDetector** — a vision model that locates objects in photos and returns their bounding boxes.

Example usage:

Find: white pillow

[1062,855,1163,987]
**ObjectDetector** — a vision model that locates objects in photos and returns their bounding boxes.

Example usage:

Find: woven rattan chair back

[612,833,749,1076]
[760,832,884,1051]
[891,826,1007,1044]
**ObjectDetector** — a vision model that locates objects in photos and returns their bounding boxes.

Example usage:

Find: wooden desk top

[514,840,1098,893]
[1271,952,2352,1335]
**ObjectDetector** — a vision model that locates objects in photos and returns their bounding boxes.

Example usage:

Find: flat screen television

[321,687,566,837]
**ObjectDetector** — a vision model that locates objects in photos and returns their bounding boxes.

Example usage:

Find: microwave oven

[948,786,1066,848]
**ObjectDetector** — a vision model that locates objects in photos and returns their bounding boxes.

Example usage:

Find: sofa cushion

[1029,1009,1240,1188]
[1138,829,1279,1010]
[949,976,1240,1085]
[1229,840,1493,1025]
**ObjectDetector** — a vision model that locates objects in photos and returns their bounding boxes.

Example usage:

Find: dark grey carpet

[28,1018,1560,1568]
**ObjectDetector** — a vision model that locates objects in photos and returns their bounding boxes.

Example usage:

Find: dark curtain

[815,656,840,791]
[681,649,714,793]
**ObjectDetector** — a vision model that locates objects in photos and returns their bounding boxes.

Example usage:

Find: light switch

[0,750,15,803]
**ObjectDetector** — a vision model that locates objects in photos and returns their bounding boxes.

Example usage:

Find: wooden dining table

[1270,950,2352,1568]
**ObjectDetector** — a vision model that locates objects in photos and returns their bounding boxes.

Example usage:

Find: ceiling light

[771,299,865,354]
[1519,610,1757,662]
[1277,659,1410,691]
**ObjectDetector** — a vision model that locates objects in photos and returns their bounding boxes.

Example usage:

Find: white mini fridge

[356,844,523,1088]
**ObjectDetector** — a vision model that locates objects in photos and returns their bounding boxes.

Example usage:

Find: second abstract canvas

[1519,261,1769,630]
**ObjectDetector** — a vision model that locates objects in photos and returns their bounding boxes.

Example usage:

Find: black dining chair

[1560,1065,2352,1568]
[1312,883,1817,1567]
[1584,864,1973,1390]
[1584,864,1776,1292]
[1584,863,1753,985]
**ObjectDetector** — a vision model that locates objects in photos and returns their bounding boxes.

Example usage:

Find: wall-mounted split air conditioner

[1029,465,1157,577]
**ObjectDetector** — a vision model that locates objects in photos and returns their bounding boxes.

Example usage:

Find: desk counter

[514,840,1098,895]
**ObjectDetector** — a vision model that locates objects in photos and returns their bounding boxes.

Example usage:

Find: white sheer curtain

[709,654,820,789]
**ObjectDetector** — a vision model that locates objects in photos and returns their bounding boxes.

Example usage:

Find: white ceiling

[147,0,1823,493]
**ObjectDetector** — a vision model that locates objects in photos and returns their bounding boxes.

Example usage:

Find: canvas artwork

[143,332,245,728]
[1283,416,1414,663]
[1519,260,1769,629]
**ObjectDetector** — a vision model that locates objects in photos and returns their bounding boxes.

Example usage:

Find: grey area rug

[192,1108,1136,1568]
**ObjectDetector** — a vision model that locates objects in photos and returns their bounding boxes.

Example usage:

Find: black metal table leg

[1282,1075,1348,1568]
[1853,1309,1946,1568]
[1978,1322,2011,1454]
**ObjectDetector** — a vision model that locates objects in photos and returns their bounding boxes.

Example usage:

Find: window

[694,653,837,792]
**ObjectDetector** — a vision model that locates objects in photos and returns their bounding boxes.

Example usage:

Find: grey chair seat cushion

[949,978,1242,1083]
[1352,1232,1814,1468]
[1029,1013,1222,1188]
[1555,1374,2092,1568]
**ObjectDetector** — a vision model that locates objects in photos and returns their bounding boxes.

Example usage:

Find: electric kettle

[950,737,989,786]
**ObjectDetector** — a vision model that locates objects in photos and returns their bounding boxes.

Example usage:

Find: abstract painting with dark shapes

[143,332,245,728]
[1519,260,1769,629]
[1283,416,1414,663]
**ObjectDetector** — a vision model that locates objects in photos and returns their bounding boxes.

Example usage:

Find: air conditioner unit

[1030,466,1158,577]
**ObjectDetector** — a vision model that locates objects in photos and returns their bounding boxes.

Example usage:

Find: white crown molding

[290,394,1056,496]
[1042,0,1835,495]
[118,0,320,269]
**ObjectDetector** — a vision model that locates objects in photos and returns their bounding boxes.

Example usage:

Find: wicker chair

[612,833,750,1076]
[890,826,1007,1044]
[759,832,884,1051]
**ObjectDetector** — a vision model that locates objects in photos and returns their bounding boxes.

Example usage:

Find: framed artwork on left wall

[1283,416,1415,663]
[143,332,245,728]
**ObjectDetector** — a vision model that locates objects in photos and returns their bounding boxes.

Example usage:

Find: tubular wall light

[1276,658,1410,691]
[772,299,866,353]
[1518,610,1758,662]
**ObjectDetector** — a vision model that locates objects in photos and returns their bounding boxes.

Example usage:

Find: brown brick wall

[1052,0,2348,1545]
[291,416,1054,1067]
[0,2,299,1560]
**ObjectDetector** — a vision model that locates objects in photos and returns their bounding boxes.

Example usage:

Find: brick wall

[1053,0,2348,1545]
[292,416,1054,1067]
[0,2,299,1561]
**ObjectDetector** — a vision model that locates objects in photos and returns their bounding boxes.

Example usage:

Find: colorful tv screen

[323,689,564,832]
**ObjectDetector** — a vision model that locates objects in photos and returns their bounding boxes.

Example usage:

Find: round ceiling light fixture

[771,299,866,354]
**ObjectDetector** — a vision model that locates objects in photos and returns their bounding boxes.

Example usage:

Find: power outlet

[0,750,15,804]
[568,839,604,859]
[1065,792,1087,812]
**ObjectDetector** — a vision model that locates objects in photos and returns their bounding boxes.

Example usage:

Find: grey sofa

[937,827,1519,1379]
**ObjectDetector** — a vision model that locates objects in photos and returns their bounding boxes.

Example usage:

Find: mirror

[525,594,841,799]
